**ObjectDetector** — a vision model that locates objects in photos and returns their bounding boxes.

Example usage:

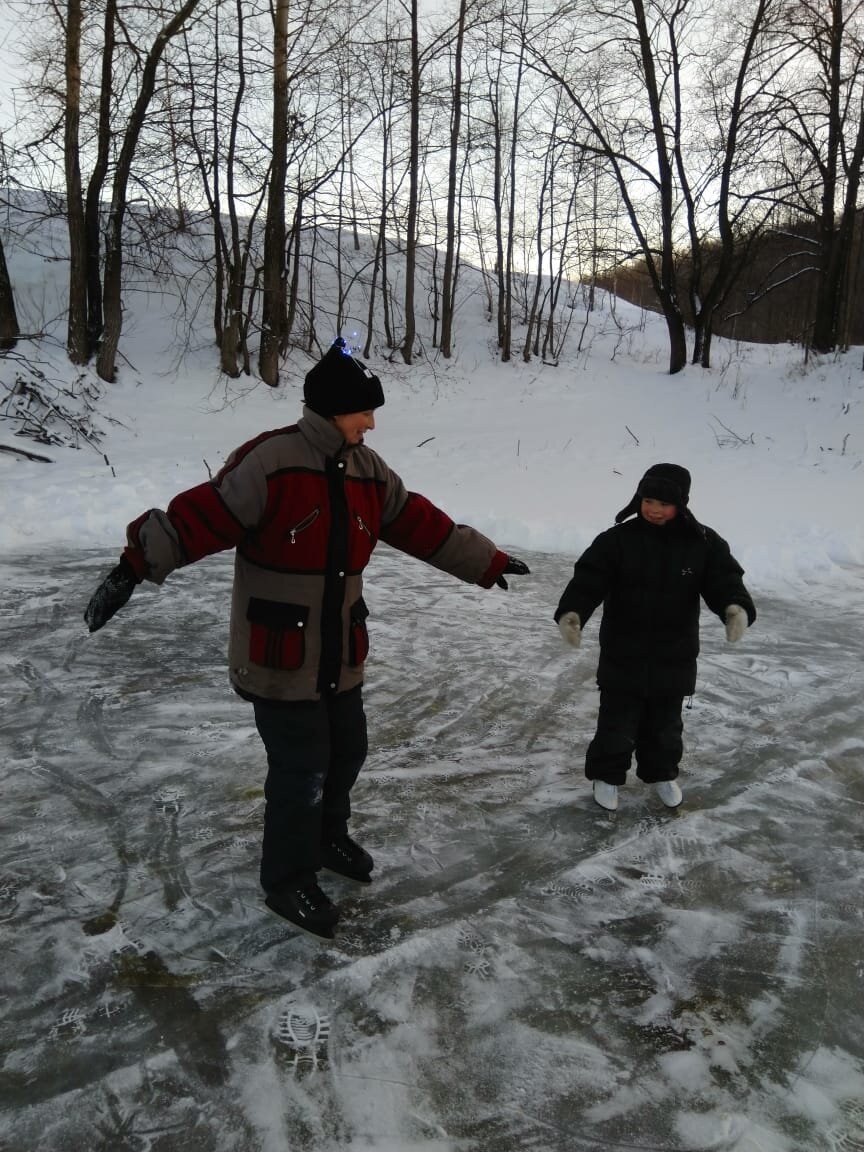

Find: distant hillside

[596,211,864,349]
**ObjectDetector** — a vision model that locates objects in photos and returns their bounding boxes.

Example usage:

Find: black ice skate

[321,834,374,883]
[265,879,340,940]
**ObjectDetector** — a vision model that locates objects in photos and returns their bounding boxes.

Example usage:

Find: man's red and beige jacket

[123,407,508,702]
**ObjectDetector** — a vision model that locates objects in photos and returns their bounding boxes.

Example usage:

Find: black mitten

[84,556,139,633]
[495,555,531,590]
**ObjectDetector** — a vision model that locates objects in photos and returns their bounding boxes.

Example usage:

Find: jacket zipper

[356,514,373,538]
[288,507,320,543]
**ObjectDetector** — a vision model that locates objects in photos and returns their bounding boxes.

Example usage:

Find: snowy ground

[2,542,863,1152]
[2,198,863,1148]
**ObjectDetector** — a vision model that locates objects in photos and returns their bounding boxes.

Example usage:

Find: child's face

[640,497,678,525]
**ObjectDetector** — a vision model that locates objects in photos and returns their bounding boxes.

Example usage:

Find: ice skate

[321,833,374,883]
[655,779,683,808]
[265,879,340,940]
[592,780,619,811]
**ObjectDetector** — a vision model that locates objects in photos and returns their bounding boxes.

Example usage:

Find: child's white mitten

[558,611,582,648]
[725,604,747,643]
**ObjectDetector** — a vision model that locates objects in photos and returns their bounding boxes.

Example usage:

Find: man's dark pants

[253,686,367,894]
[585,688,684,786]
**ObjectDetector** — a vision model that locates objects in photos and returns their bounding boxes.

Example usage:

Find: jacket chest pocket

[247,598,309,670]
[349,513,377,570]
[348,598,370,666]
[286,507,320,543]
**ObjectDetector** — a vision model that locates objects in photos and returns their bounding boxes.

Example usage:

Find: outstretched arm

[554,531,616,631]
[85,439,270,632]
[378,463,528,588]
[701,527,756,636]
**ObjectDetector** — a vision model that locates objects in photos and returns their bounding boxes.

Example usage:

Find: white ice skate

[655,780,683,808]
[592,781,619,811]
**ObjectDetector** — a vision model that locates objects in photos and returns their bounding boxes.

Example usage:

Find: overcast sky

[0,7,25,137]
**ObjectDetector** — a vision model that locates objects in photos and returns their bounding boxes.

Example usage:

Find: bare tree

[363,46,399,357]
[0,234,19,349]
[680,0,780,365]
[499,1,529,362]
[258,0,290,386]
[184,0,268,376]
[399,0,421,365]
[84,0,118,358]
[439,0,469,358]
[64,0,88,364]
[97,0,202,382]
[774,0,864,353]
[530,0,693,372]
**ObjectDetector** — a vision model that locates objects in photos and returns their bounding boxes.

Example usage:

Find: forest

[0,0,862,382]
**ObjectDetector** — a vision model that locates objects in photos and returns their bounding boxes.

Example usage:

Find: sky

[1,200,864,1152]
[0,6,24,134]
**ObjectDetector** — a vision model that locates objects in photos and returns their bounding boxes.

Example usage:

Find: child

[554,463,755,811]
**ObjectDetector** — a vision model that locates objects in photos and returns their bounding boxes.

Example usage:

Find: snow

[1,215,864,1151]
[2,293,862,602]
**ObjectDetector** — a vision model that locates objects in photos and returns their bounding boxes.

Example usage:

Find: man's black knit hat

[615,463,693,523]
[304,337,385,417]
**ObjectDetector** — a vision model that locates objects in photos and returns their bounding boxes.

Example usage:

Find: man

[84,338,529,939]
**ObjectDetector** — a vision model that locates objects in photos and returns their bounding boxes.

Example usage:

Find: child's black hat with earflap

[615,463,697,525]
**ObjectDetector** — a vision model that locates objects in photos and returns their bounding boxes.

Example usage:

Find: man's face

[640,497,678,525]
[332,409,376,445]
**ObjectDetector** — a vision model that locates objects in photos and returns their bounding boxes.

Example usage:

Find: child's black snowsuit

[555,511,755,786]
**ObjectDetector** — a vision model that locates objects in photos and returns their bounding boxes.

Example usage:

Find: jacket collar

[298,406,350,457]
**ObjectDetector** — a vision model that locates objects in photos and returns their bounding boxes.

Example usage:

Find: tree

[84,0,118,358]
[183,0,268,377]
[679,0,779,365]
[500,0,529,362]
[258,0,290,387]
[776,0,864,353]
[0,234,19,349]
[64,0,88,364]
[531,0,690,372]
[399,0,421,365]
[439,0,469,358]
[97,0,202,382]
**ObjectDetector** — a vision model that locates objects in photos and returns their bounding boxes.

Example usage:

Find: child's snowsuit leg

[633,697,684,783]
[585,689,683,785]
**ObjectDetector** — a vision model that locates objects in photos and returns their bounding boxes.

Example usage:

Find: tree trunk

[400,0,420,365]
[65,0,89,365]
[285,194,304,345]
[812,100,864,352]
[502,25,526,363]
[810,0,843,353]
[96,0,200,382]
[259,0,289,386]
[440,0,467,359]
[492,96,506,350]
[83,0,117,357]
[0,236,19,349]
[631,0,686,373]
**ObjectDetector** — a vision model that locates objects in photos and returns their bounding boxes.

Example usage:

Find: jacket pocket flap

[246,598,309,629]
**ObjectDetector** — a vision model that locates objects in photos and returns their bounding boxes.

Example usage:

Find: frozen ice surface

[1,546,863,1152]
